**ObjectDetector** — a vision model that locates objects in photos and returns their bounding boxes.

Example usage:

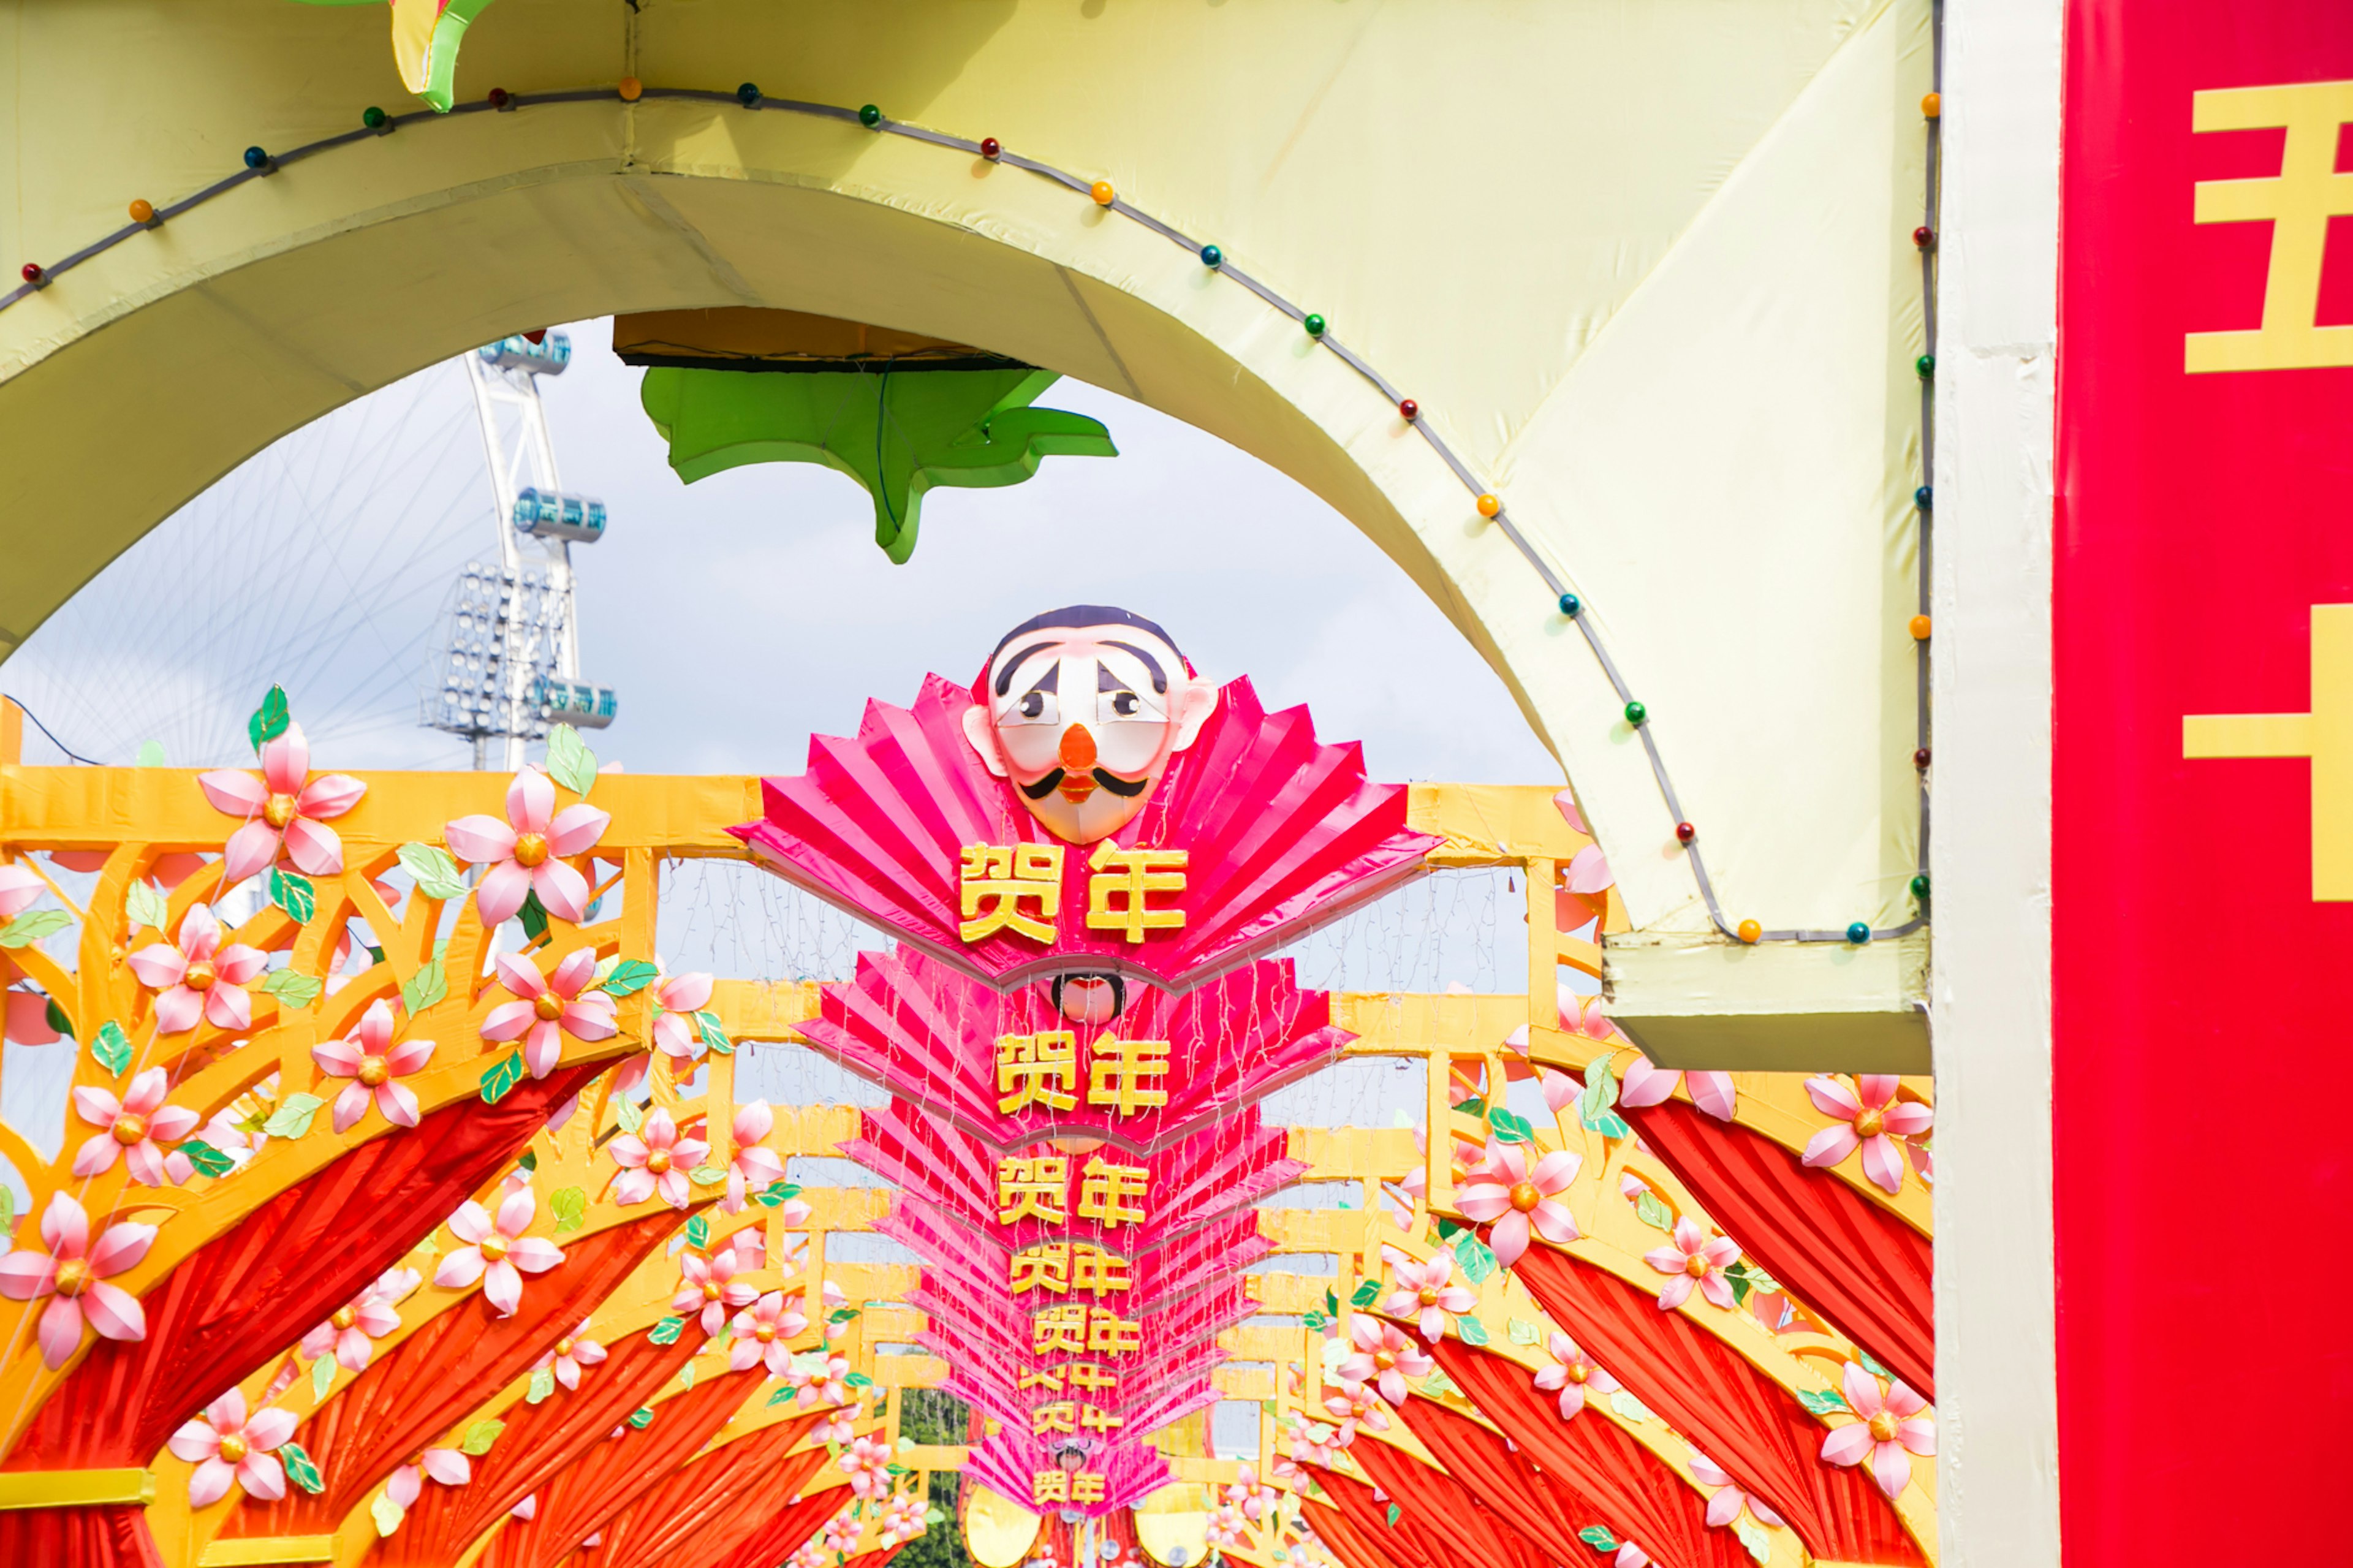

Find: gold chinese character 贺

[1033,1303,1091,1356]
[1084,841,1187,943]
[960,843,1066,944]
[996,1156,1069,1225]
[1086,1307,1143,1357]
[997,1031,1080,1115]
[1031,1401,1078,1436]
[1075,1156,1150,1228]
[1010,1242,1073,1296]
[1086,1036,1170,1116]
[1033,1469,1070,1506]
[1069,1242,1132,1297]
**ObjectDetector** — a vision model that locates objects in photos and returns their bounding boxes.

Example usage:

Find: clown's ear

[1169,680,1219,752]
[961,700,1012,778]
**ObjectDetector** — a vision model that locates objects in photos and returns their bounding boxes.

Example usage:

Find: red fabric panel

[1512,1246,1926,1567]
[1299,1499,1415,1568]
[1395,1378,1623,1561]
[693,1487,841,1568]
[596,1417,826,1568]
[226,1207,686,1540]
[480,1373,795,1568]
[1429,1341,1748,1568]
[364,1327,704,1567]
[1311,1470,1457,1568]
[1346,1438,1555,1568]
[1623,1097,1933,1396]
[0,1067,597,1568]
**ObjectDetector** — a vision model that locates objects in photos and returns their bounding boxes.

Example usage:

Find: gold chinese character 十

[1084,841,1188,943]
[997,1031,1080,1115]
[960,842,1066,944]
[1075,1156,1150,1228]
[996,1155,1069,1225]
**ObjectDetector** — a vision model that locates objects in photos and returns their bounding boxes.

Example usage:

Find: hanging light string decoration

[0,74,1938,945]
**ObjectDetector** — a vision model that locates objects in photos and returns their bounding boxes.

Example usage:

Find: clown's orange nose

[1058,724,1097,771]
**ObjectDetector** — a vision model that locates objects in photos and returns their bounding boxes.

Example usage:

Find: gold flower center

[1373,1349,1396,1371]
[358,1055,389,1087]
[184,961,216,992]
[554,1337,574,1358]
[1568,1362,1589,1383]
[112,1113,148,1145]
[263,793,299,830]
[1868,1411,1900,1443]
[702,1281,723,1302]
[1509,1182,1542,1213]
[216,1433,249,1463]
[52,1259,89,1297]
[1855,1107,1887,1138]
[479,1235,510,1262]
[645,1149,672,1175]
[331,1305,358,1331]
[533,992,564,1021]
[513,833,550,868]
[1684,1253,1711,1278]
[755,1324,776,1343]
[1417,1287,1440,1307]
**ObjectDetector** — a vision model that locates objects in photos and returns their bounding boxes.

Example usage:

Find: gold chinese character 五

[1086,1036,1170,1116]
[1075,1156,1150,1228]
[1033,1303,1091,1356]
[1072,1472,1107,1505]
[1069,1242,1132,1298]
[2187,80,2353,373]
[996,1031,1080,1115]
[1030,1401,1078,1436]
[1032,1469,1070,1507]
[960,842,1066,943]
[996,1155,1069,1225]
[1084,841,1188,942]
[1085,1307,1143,1357]
[1009,1242,1073,1296]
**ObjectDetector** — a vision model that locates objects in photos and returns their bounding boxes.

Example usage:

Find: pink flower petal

[445,815,518,866]
[1688,1072,1738,1121]
[1896,1416,1936,1455]
[1655,1274,1694,1311]
[661,972,715,1013]
[1565,843,1613,894]
[177,905,221,961]
[124,1140,167,1188]
[167,1420,219,1464]
[36,1295,84,1368]
[197,770,269,817]
[148,1105,199,1143]
[507,768,556,835]
[219,822,284,887]
[546,803,610,858]
[151,985,203,1036]
[1530,1150,1582,1192]
[379,1081,421,1128]
[187,1455,237,1508]
[281,817,344,878]
[1803,1125,1862,1169]
[483,1259,522,1316]
[311,1038,364,1077]
[122,1067,168,1116]
[237,1451,287,1502]
[0,1251,57,1300]
[1699,1272,1737,1311]
[1860,1134,1908,1195]
[126,943,188,990]
[384,1037,434,1075]
[1884,1102,1935,1138]
[42,1193,88,1258]
[1618,1056,1677,1108]
[294,773,366,821]
[88,1222,155,1277]
[1705,1489,1741,1528]
[1805,1076,1862,1119]
[550,947,599,998]
[493,1188,536,1240]
[507,1238,564,1274]
[215,945,268,985]
[524,1021,563,1078]
[331,1081,371,1134]
[1820,1423,1876,1468]
[1531,1203,1580,1246]
[531,859,591,924]
[1841,1362,1885,1417]
[1868,1441,1912,1500]
[480,1001,537,1042]
[1488,1211,1531,1268]
[262,727,311,795]
[475,861,534,929]
[69,1134,121,1181]
[446,1201,493,1246]
[244,1407,298,1450]
[559,1002,618,1043]
[434,1249,486,1290]
[203,984,253,1033]
[422,1450,471,1485]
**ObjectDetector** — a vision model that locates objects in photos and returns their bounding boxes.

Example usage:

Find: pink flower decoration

[127,904,267,1034]
[1223,1463,1279,1522]
[796,1352,854,1410]
[1205,1504,1250,1548]
[444,767,610,928]
[822,1278,851,1342]
[879,1491,928,1544]
[0,1192,155,1367]
[722,1100,791,1216]
[1337,1315,1431,1407]
[480,949,617,1080]
[729,1290,809,1376]
[70,1066,199,1186]
[1455,1139,1581,1267]
[311,999,435,1132]
[534,1318,607,1390]
[0,864,44,920]
[1819,1362,1934,1500]
[1380,1249,1476,1343]
[1690,1452,1785,1529]
[840,1433,893,1499]
[1643,1217,1741,1311]
[821,1506,864,1555]
[608,1107,708,1210]
[197,724,367,885]
[167,1387,298,1507]
[300,1267,417,1373]
[1320,1381,1389,1443]
[812,1402,858,1445]
[431,1189,564,1316]
[674,1246,757,1336]
[385,1449,470,1511]
[1803,1075,1934,1195]
[1531,1330,1620,1420]
[650,968,714,1064]
[1618,1053,1737,1122]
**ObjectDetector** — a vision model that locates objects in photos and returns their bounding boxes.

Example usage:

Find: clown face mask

[961,606,1219,844]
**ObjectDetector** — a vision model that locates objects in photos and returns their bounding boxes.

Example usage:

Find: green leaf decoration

[767,1385,795,1407]
[1487,1107,1536,1145]
[1634,1191,1677,1231]
[1453,1234,1498,1286]
[260,968,323,1011]
[479,1051,525,1105]
[648,1316,686,1346]
[1578,1525,1618,1551]
[925,1507,947,1526]
[756,1180,801,1210]
[846,1370,874,1389]
[1797,1387,1850,1415]
[677,1362,697,1391]
[1384,1504,1401,1528]
[627,1406,653,1429]
[1349,1279,1382,1309]
[268,869,316,925]
[1507,1317,1542,1346]
[1590,1110,1632,1140]
[518,890,549,942]
[1302,1310,1328,1332]
[0,909,70,948]
[42,996,72,1039]
[1419,1366,1460,1398]
[615,1098,644,1135]
[828,1306,860,1325]
[262,1093,327,1139]
[688,1164,728,1186]
[135,740,167,768]
[599,960,659,998]
[1452,1096,1487,1121]
[696,1010,733,1054]
[1324,1287,1340,1317]
[248,685,290,754]
[1608,1390,1657,1423]
[1457,1316,1490,1347]
[370,1491,405,1538]
[1432,1216,1466,1241]
[0,1186,14,1235]
[281,1439,326,1495]
[125,879,169,933]
[310,1352,338,1404]
[1578,1053,1621,1132]
[175,1138,235,1179]
[397,842,469,901]
[1734,1517,1773,1564]
[685,1214,710,1250]
[400,957,447,1016]
[549,1186,587,1236]
[545,725,598,798]
[91,1021,132,1077]
[516,1149,538,1173]
[1856,1347,1892,1379]
[460,1418,504,1455]
[525,1367,556,1404]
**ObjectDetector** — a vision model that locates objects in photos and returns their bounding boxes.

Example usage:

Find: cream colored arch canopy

[0,0,1928,1043]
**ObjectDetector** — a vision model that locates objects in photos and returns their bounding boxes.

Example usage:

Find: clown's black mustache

[1018,768,1152,800]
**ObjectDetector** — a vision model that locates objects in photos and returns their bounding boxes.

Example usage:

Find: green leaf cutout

[525,1367,556,1404]
[1487,1106,1536,1145]
[767,1385,795,1407]
[1349,1279,1382,1309]
[479,1052,525,1105]
[1797,1387,1850,1415]
[248,685,290,754]
[696,1010,733,1055]
[549,1186,587,1235]
[545,725,597,798]
[1734,1517,1773,1564]
[460,1418,504,1455]
[1578,1053,1620,1132]
[260,968,323,1012]
[1385,1504,1401,1528]
[627,1406,653,1429]
[1856,1347,1892,1379]
[397,842,469,901]
[281,1439,326,1495]
[1608,1390,1657,1423]
[1634,1191,1676,1232]
[615,1098,643,1135]
[0,909,70,948]
[1578,1525,1618,1551]
[262,1093,327,1139]
[43,996,72,1039]
[311,1352,337,1403]
[756,1180,801,1210]
[648,1316,686,1346]
[369,1490,404,1538]
[1324,1288,1340,1318]
[401,957,447,1016]
[599,960,659,998]
[1506,1316,1544,1347]
[1453,1234,1498,1286]
[1452,1096,1487,1121]
[0,1186,15,1236]
[268,869,316,925]
[125,879,169,933]
[688,1165,728,1186]
[91,1021,132,1077]
[677,1362,697,1392]
[1457,1316,1490,1347]
[684,1214,710,1250]
[518,890,549,943]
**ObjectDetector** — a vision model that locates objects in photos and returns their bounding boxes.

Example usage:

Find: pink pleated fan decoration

[964,1434,1175,1518]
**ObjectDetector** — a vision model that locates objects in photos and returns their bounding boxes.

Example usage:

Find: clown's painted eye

[1110,691,1140,717]
[1021,691,1048,718]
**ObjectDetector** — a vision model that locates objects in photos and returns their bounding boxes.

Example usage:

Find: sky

[3,317,1559,789]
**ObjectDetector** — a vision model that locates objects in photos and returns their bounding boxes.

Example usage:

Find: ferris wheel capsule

[477,332,572,374]
[535,678,618,729]
[511,487,608,543]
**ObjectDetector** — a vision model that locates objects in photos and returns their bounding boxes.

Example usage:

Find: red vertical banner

[2058,5,2353,1562]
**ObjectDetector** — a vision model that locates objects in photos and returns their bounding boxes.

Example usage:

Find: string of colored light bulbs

[0,74,1939,947]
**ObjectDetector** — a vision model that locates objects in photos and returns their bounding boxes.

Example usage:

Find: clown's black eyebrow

[1101,642,1167,693]
[1025,664,1060,696]
[995,639,1060,696]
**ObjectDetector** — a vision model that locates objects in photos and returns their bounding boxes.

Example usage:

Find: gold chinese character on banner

[1064,1362,1118,1392]
[1069,1243,1132,1297]
[1031,1401,1077,1435]
[1033,1303,1091,1355]
[1075,1156,1150,1228]
[1078,1403,1125,1434]
[1010,1242,1072,1295]
[1086,1307,1143,1356]
[960,843,1066,943]
[1017,1366,1066,1392]
[1086,1036,1170,1116]
[1033,1470,1070,1506]
[996,1156,1069,1225]
[1084,841,1187,942]
[1072,1472,1106,1504]
[996,1031,1080,1114]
